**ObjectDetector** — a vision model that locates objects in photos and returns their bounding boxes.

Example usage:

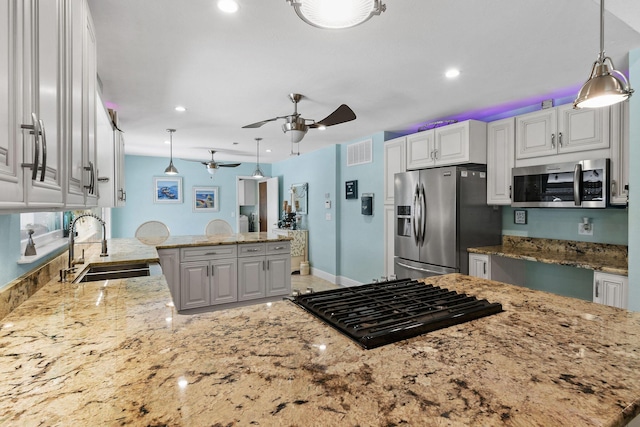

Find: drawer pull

[273,246,285,250]
[205,252,217,255]
[247,248,261,252]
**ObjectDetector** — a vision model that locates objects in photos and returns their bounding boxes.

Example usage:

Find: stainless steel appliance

[511,159,609,208]
[292,278,502,349]
[394,166,502,279]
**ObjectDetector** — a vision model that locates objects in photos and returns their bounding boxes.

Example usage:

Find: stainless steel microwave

[512,159,609,208]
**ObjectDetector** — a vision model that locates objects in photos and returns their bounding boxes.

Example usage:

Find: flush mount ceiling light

[574,0,633,109]
[445,68,460,79]
[164,129,179,175]
[217,0,239,13]
[286,0,386,30]
[252,138,265,178]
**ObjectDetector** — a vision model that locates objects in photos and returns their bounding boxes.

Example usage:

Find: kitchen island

[1,263,640,425]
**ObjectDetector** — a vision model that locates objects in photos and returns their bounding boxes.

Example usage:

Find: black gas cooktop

[291,279,502,349]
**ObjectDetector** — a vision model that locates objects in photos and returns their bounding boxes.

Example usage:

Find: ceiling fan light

[288,0,386,29]
[282,120,308,143]
[206,164,217,175]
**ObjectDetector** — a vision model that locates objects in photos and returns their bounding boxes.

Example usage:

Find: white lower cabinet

[468,254,491,279]
[238,242,291,301]
[158,248,180,307]
[593,272,628,309]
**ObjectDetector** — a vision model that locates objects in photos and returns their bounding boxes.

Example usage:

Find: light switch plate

[325,213,332,221]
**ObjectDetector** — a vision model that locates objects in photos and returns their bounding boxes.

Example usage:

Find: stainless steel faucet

[68,213,108,269]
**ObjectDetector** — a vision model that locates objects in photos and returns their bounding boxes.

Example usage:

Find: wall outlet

[578,223,593,236]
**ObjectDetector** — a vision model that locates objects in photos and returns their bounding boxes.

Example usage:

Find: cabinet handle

[210,265,214,276]
[267,260,270,270]
[20,112,41,181]
[205,252,217,256]
[595,280,599,298]
[262,260,265,270]
[273,246,285,250]
[483,262,487,275]
[558,132,563,148]
[551,133,556,149]
[38,119,47,182]
[247,248,261,252]
[123,190,127,201]
[433,149,438,160]
[84,161,96,194]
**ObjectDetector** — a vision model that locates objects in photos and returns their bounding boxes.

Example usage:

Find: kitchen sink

[73,262,161,283]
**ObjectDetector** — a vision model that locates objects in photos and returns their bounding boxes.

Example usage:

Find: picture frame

[153,176,183,203]
[514,209,527,225]
[193,186,219,212]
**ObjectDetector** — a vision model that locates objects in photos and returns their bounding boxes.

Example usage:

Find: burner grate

[292,279,502,349]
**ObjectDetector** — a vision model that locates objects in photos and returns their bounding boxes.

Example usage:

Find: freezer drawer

[394,257,457,281]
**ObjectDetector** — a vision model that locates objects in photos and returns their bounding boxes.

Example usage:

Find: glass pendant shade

[282,118,308,143]
[206,164,217,175]
[164,129,179,175]
[288,0,386,29]
[574,0,633,109]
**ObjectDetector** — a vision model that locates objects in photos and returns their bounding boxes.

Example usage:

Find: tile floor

[291,274,340,293]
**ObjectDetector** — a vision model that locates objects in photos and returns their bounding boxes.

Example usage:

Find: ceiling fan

[242,93,356,143]
[186,149,241,176]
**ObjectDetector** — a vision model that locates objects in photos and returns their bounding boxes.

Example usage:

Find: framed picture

[193,186,219,212]
[153,177,182,203]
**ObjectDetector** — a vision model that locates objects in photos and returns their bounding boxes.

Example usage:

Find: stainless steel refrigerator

[394,166,501,279]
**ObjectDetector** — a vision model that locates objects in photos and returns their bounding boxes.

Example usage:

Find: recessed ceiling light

[445,69,460,79]
[164,140,170,144]
[266,149,272,153]
[174,106,186,112]
[217,0,238,13]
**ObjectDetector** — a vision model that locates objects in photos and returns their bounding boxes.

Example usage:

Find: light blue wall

[502,207,628,245]
[0,214,35,288]
[111,155,271,237]
[271,145,340,276]
[337,133,386,283]
[628,48,640,311]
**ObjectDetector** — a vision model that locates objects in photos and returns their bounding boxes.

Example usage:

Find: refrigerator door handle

[412,184,420,245]
[420,184,427,246]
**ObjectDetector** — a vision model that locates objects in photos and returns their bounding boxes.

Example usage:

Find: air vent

[347,139,372,166]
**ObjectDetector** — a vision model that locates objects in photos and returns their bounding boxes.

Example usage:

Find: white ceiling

[88,0,640,166]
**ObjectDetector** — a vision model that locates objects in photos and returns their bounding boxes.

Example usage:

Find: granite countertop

[149,232,293,248]
[2,270,639,426]
[468,236,629,276]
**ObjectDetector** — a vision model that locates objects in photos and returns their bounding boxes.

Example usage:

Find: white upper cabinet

[65,0,98,209]
[515,104,609,166]
[0,0,99,212]
[407,120,487,170]
[383,136,406,204]
[486,117,515,205]
[609,102,629,205]
[0,0,65,210]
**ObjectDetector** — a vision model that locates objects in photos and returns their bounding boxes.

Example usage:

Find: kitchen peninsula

[1,237,640,426]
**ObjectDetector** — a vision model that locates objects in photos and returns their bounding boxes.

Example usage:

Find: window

[19,211,68,258]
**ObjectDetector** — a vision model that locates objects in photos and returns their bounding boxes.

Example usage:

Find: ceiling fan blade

[242,117,279,129]
[218,163,241,167]
[311,104,356,128]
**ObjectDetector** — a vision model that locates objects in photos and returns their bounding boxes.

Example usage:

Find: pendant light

[286,0,386,30]
[573,0,633,109]
[164,129,179,175]
[252,138,265,178]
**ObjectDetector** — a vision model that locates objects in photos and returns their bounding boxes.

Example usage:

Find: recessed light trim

[174,106,186,112]
[445,69,460,79]
[217,0,238,13]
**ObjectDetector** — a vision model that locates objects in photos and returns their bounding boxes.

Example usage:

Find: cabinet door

[406,131,434,170]
[115,131,126,206]
[434,122,468,165]
[238,256,265,301]
[24,0,64,207]
[383,137,406,204]
[384,205,394,277]
[158,248,180,308]
[609,103,629,205]
[556,104,609,154]
[516,109,557,159]
[265,254,291,297]
[211,258,238,305]
[468,254,490,279]
[83,9,98,206]
[0,0,24,206]
[96,97,116,207]
[180,262,210,310]
[593,272,628,309]
[487,118,515,205]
